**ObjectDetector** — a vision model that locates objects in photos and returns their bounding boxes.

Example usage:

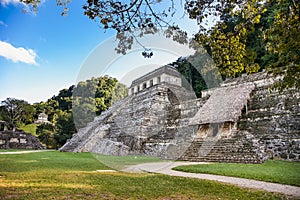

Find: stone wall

[128,65,182,95]
[60,83,200,159]
[182,73,300,163]
[237,85,300,161]
[61,72,300,163]
[0,130,43,149]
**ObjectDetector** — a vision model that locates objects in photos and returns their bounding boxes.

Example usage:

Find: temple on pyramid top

[128,65,182,95]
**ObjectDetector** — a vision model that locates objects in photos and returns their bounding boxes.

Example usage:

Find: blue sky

[0,0,198,103]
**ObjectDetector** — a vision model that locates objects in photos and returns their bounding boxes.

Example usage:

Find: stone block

[20,139,27,144]
[9,138,19,143]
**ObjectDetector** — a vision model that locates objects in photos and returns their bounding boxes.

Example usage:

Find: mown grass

[92,153,164,170]
[0,149,37,152]
[173,160,300,186]
[0,151,288,199]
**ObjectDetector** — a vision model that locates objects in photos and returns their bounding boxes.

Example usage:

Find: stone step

[179,157,262,163]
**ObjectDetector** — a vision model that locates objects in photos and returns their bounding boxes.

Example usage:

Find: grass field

[0,149,38,152]
[92,153,164,170]
[173,160,300,186]
[0,151,288,199]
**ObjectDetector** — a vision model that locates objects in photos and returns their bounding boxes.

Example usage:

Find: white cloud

[0,20,8,27]
[0,0,46,7]
[1,0,46,15]
[0,0,22,6]
[0,41,38,65]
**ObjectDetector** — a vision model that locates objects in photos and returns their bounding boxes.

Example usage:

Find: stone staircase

[180,135,263,163]
[60,96,131,152]
[60,72,300,162]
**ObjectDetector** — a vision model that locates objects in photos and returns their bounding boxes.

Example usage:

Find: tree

[36,123,55,148]
[0,105,10,122]
[20,0,300,87]
[72,76,124,128]
[54,112,76,148]
[0,98,35,128]
[171,56,208,97]
[263,0,300,89]
[111,82,128,104]
[73,76,121,116]
[47,85,74,114]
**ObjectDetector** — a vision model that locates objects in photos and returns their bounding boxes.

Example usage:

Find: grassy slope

[18,124,39,136]
[0,151,287,200]
[173,160,300,186]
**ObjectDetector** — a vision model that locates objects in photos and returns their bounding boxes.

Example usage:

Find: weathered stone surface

[0,130,43,149]
[60,83,198,159]
[61,71,300,163]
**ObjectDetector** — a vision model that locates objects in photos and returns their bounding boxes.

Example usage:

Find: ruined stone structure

[0,121,9,131]
[34,113,51,124]
[61,65,197,158]
[128,65,182,96]
[0,130,43,149]
[60,66,300,163]
[181,73,300,163]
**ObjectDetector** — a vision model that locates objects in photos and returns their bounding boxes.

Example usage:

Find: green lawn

[173,160,300,186]
[0,151,287,199]
[0,149,38,152]
[92,153,164,170]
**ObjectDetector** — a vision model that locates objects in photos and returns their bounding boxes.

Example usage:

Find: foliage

[0,151,285,199]
[73,76,118,114]
[20,0,70,14]
[170,56,208,97]
[36,123,55,148]
[71,100,95,129]
[19,0,299,88]
[54,112,76,148]
[33,100,57,122]
[111,82,128,104]
[242,2,278,69]
[0,98,35,128]
[0,105,9,122]
[191,0,298,87]
[18,124,39,136]
[1,76,125,148]
[173,160,300,186]
[194,0,266,77]
[72,76,126,128]
[263,0,300,89]
[52,85,74,112]
[190,0,298,87]
[32,76,127,147]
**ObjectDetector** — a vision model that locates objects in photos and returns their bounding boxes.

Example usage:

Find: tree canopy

[39,76,127,147]
[0,76,127,148]
[0,98,35,128]
[20,0,299,87]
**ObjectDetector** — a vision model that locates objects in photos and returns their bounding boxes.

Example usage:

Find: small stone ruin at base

[60,65,300,163]
[0,131,43,150]
[0,121,43,150]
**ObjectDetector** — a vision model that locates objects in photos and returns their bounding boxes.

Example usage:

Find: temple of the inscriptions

[60,65,300,163]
